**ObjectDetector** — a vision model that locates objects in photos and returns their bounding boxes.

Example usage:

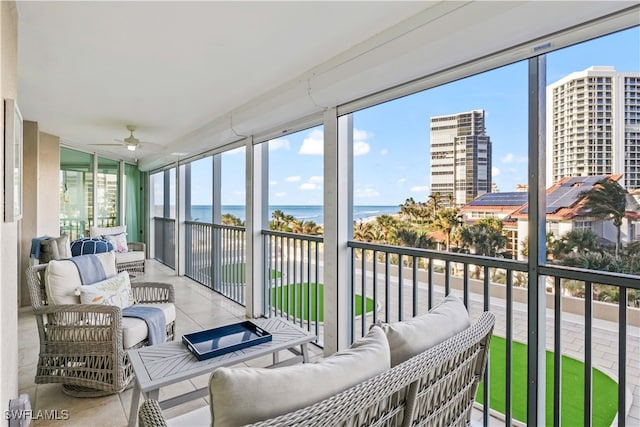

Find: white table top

[128,317,317,392]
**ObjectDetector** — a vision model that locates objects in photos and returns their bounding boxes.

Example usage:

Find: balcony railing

[262,230,324,344]
[184,221,246,304]
[180,224,639,424]
[348,240,640,426]
[153,217,175,269]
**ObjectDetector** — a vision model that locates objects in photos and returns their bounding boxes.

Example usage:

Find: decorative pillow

[89,225,126,238]
[103,232,128,253]
[44,252,118,305]
[77,271,132,309]
[70,237,114,257]
[209,326,390,426]
[380,294,470,367]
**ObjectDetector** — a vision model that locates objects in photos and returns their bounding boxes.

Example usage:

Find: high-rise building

[430,109,492,206]
[546,66,640,190]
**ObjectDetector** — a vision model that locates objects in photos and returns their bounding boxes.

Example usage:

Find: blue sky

[191,27,639,207]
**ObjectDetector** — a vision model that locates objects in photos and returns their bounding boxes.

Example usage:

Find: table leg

[301,343,310,363]
[128,383,142,427]
[272,350,280,365]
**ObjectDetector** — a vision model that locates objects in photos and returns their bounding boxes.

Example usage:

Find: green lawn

[271,283,375,322]
[476,336,617,426]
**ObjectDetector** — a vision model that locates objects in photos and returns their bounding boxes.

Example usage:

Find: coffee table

[127,317,316,427]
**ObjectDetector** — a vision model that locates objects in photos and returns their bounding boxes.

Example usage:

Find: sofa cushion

[381,294,470,366]
[104,232,128,253]
[45,252,118,305]
[70,237,114,256]
[209,325,390,426]
[115,250,145,264]
[89,225,126,238]
[121,303,176,348]
[78,271,133,309]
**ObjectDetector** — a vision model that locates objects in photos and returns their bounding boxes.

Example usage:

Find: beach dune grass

[476,336,617,426]
[270,283,374,322]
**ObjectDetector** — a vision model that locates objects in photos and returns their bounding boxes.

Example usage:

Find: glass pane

[267,125,324,233]
[59,147,93,240]
[350,61,527,260]
[96,157,119,228]
[546,27,640,267]
[189,157,213,223]
[168,168,176,219]
[151,171,164,217]
[221,147,245,224]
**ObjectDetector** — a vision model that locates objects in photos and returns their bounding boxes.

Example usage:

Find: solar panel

[469,192,528,206]
[522,175,607,215]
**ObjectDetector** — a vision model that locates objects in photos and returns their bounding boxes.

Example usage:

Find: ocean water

[190,205,400,224]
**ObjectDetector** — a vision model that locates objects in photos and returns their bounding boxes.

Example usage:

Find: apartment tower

[430,109,492,206]
[546,66,640,190]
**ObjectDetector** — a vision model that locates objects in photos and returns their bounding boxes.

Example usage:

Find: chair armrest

[33,304,123,345]
[127,241,146,252]
[131,282,175,304]
[138,399,168,427]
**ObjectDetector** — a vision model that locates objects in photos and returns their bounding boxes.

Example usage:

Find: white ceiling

[17,1,639,171]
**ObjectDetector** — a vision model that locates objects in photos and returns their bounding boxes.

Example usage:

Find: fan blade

[89,143,124,147]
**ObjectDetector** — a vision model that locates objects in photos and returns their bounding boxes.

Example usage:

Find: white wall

[1,0,20,412]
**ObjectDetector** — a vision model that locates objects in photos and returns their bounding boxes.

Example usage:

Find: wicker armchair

[138,312,494,427]
[26,263,175,397]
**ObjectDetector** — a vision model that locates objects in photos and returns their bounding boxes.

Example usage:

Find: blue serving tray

[182,321,272,361]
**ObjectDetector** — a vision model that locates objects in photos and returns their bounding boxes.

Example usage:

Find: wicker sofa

[26,252,175,397]
[138,298,494,427]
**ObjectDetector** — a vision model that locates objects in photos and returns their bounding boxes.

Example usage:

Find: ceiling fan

[90,125,159,152]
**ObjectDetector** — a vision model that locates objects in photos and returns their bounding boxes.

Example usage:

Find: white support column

[323,108,353,355]
[177,163,187,276]
[212,154,222,224]
[245,137,267,318]
[92,153,98,231]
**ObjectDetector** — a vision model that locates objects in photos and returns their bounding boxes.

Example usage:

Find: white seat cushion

[209,325,390,426]
[122,303,176,348]
[115,250,145,264]
[44,252,118,305]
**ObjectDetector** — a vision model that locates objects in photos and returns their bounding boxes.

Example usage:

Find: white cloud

[269,180,277,185]
[353,128,370,141]
[397,178,406,184]
[300,183,319,191]
[492,167,501,177]
[285,176,301,182]
[355,186,380,198]
[353,128,371,157]
[269,138,290,151]
[501,153,528,163]
[298,128,372,156]
[299,129,324,155]
[410,185,429,193]
[380,148,389,156]
[353,141,370,156]
[300,176,323,191]
[275,192,286,197]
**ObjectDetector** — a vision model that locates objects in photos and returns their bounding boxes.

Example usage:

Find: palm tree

[431,207,460,251]
[579,178,627,258]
